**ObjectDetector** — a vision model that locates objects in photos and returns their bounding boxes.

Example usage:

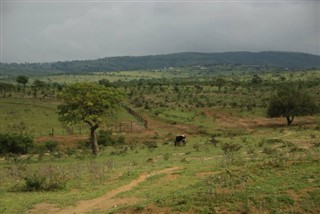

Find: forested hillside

[1,51,319,77]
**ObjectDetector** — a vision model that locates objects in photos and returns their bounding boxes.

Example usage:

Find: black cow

[174,135,186,146]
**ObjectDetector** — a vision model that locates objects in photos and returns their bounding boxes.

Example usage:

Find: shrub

[97,130,115,146]
[208,136,219,146]
[163,153,171,160]
[12,165,69,192]
[265,138,286,144]
[115,135,125,145]
[221,143,242,164]
[44,141,59,152]
[0,133,34,155]
[143,141,158,149]
[34,141,60,154]
[98,130,126,147]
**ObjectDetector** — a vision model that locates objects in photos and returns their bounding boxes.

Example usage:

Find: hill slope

[1,51,319,76]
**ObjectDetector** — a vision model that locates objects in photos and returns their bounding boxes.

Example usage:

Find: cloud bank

[1,1,319,63]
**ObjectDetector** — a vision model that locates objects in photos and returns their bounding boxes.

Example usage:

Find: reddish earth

[35,134,88,148]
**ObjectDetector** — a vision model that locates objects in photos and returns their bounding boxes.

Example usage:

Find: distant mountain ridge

[1,51,319,76]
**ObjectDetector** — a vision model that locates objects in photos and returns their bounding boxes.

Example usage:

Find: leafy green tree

[267,88,318,125]
[58,83,124,155]
[251,74,262,84]
[215,77,226,92]
[32,79,47,98]
[16,75,29,93]
[98,79,112,87]
[0,82,14,97]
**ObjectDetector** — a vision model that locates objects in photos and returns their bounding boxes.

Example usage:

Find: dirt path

[27,166,181,214]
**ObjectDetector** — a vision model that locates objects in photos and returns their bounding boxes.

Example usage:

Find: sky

[1,0,319,63]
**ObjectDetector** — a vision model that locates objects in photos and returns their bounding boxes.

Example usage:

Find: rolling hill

[1,51,319,76]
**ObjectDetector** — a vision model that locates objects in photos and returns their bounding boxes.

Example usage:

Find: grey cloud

[1,1,319,63]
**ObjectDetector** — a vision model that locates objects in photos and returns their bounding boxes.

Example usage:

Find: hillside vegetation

[0,69,319,213]
[1,51,319,77]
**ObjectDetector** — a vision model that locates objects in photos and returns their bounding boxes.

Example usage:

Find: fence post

[144,120,148,129]
[130,121,133,133]
[51,128,54,136]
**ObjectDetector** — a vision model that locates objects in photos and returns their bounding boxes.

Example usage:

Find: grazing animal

[175,135,186,146]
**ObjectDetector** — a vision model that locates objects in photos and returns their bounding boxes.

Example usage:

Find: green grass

[0,97,140,137]
[1,133,319,213]
[0,70,319,213]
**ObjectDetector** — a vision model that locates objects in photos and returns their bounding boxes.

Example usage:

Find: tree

[16,75,29,93]
[215,77,226,92]
[0,82,15,97]
[58,83,124,155]
[267,88,317,125]
[251,74,262,84]
[32,79,47,98]
[98,79,112,87]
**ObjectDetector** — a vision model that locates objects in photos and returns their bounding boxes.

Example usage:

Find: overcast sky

[1,0,319,63]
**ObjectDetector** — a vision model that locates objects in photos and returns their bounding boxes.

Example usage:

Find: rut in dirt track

[28,166,182,214]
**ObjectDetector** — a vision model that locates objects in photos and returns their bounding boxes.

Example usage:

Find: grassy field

[0,69,319,213]
[0,97,140,137]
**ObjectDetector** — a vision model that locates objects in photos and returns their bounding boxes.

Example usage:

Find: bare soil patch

[35,135,88,148]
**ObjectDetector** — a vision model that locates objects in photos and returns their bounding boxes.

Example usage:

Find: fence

[123,106,149,129]
[1,120,147,138]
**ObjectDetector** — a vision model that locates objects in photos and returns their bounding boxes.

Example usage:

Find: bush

[0,133,34,155]
[22,166,69,191]
[97,130,115,146]
[221,143,242,164]
[11,166,69,192]
[44,141,59,152]
[34,141,60,154]
[143,141,158,150]
[98,130,126,148]
[115,135,125,146]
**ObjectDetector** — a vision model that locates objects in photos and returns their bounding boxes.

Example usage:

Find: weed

[143,141,158,150]
[258,138,266,147]
[276,195,294,205]
[122,170,137,178]
[221,143,242,164]
[163,153,171,161]
[193,143,200,152]
[265,138,286,144]
[208,136,219,146]
[262,147,278,155]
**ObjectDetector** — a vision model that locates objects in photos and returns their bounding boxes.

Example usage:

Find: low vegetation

[0,68,319,213]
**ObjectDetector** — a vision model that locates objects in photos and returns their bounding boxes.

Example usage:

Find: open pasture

[0,97,140,137]
[0,69,319,213]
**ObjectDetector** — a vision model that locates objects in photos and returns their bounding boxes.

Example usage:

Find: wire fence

[123,105,148,129]
[1,121,147,138]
